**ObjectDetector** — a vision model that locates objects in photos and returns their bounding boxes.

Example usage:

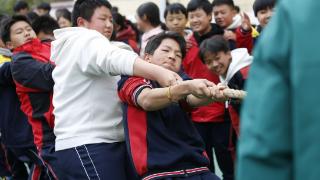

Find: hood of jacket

[220,48,253,84]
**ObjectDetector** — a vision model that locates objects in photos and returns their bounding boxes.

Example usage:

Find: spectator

[36,2,51,16]
[13,1,29,16]
[136,2,164,57]
[32,15,59,41]
[55,8,72,28]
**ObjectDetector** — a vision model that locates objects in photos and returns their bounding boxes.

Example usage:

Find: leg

[56,142,129,180]
[193,122,215,173]
[211,121,235,180]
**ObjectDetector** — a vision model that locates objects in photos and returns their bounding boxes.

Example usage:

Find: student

[118,31,224,180]
[237,0,320,179]
[212,0,253,52]
[0,32,37,179]
[1,15,58,179]
[55,8,72,28]
[200,35,252,136]
[36,2,51,16]
[184,1,236,179]
[253,0,276,34]
[136,2,164,57]
[164,3,191,38]
[51,0,181,179]
[112,11,139,53]
[13,1,29,16]
[32,15,59,41]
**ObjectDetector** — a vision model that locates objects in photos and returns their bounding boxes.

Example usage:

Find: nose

[105,19,113,29]
[215,13,222,19]
[173,19,179,25]
[168,51,177,61]
[24,30,30,37]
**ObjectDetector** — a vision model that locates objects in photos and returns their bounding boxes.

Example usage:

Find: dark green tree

[0,0,52,15]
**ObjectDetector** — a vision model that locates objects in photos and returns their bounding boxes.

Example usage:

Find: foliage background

[0,0,53,15]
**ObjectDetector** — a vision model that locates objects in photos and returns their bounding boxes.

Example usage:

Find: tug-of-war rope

[222,88,247,99]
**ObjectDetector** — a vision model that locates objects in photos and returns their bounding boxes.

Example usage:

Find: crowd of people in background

[0,0,286,179]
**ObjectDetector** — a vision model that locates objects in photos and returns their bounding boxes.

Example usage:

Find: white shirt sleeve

[78,31,138,76]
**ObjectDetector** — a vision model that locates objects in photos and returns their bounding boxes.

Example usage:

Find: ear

[76,17,88,27]
[5,41,14,50]
[144,53,152,63]
[142,14,148,21]
[208,13,213,22]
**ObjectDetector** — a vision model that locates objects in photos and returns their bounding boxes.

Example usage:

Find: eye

[15,29,23,34]
[162,49,169,52]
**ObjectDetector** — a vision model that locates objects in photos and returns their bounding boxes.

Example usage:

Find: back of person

[237,0,320,179]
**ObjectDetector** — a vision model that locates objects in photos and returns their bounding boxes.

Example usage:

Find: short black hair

[56,8,72,22]
[26,11,39,23]
[253,0,276,16]
[72,0,112,26]
[164,3,187,19]
[32,15,59,36]
[187,0,212,15]
[199,35,230,63]
[13,1,29,12]
[136,2,161,27]
[1,15,31,43]
[145,31,186,59]
[212,0,235,8]
[37,2,51,11]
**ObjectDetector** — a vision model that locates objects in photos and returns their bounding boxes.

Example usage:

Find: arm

[235,13,253,53]
[133,58,182,87]
[11,52,54,92]
[79,33,181,87]
[137,79,217,111]
[186,85,228,107]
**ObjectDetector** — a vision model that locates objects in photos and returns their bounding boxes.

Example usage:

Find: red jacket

[11,39,55,149]
[183,35,225,123]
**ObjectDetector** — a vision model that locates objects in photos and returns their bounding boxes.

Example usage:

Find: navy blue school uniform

[118,75,220,180]
[9,39,59,179]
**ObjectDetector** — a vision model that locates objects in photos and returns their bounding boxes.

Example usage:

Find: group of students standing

[0,0,276,179]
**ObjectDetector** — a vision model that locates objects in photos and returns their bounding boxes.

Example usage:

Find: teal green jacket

[237,0,320,179]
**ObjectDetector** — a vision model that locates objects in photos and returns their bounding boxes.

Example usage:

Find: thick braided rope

[222,88,247,99]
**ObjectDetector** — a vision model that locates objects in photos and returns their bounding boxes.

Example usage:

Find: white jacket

[51,27,138,151]
[219,48,253,85]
